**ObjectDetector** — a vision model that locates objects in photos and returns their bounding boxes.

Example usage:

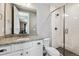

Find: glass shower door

[65,4,79,56]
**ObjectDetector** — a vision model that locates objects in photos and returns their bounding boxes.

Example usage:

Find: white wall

[29,12,37,35]
[35,4,52,39]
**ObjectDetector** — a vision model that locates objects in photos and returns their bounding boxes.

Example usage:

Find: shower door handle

[65,28,68,34]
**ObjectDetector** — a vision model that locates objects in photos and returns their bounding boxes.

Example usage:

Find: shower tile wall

[51,7,64,48]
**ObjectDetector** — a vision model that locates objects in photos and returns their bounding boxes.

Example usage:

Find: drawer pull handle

[20,53,23,55]
[0,49,7,52]
[26,52,28,54]
[37,42,41,45]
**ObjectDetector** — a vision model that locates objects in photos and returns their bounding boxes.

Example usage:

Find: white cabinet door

[13,43,23,51]
[30,40,43,56]
[22,42,32,56]
[23,49,31,56]
[22,42,32,49]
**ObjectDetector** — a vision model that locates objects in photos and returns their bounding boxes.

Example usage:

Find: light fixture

[26,3,31,7]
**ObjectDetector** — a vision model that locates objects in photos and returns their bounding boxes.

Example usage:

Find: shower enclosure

[51,4,79,56]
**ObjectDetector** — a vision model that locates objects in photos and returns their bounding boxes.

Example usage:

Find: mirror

[12,3,37,35]
[19,11,29,34]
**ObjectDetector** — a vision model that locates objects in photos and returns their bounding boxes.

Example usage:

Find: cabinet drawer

[22,42,32,49]
[0,45,11,55]
[23,49,31,56]
[13,43,23,51]
[2,50,23,56]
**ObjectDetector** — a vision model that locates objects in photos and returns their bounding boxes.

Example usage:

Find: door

[51,7,64,48]
[65,4,79,55]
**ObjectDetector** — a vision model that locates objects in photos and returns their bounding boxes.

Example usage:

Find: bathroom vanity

[0,36,43,56]
[0,4,43,56]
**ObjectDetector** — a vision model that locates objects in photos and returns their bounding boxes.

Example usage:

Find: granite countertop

[0,35,45,45]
